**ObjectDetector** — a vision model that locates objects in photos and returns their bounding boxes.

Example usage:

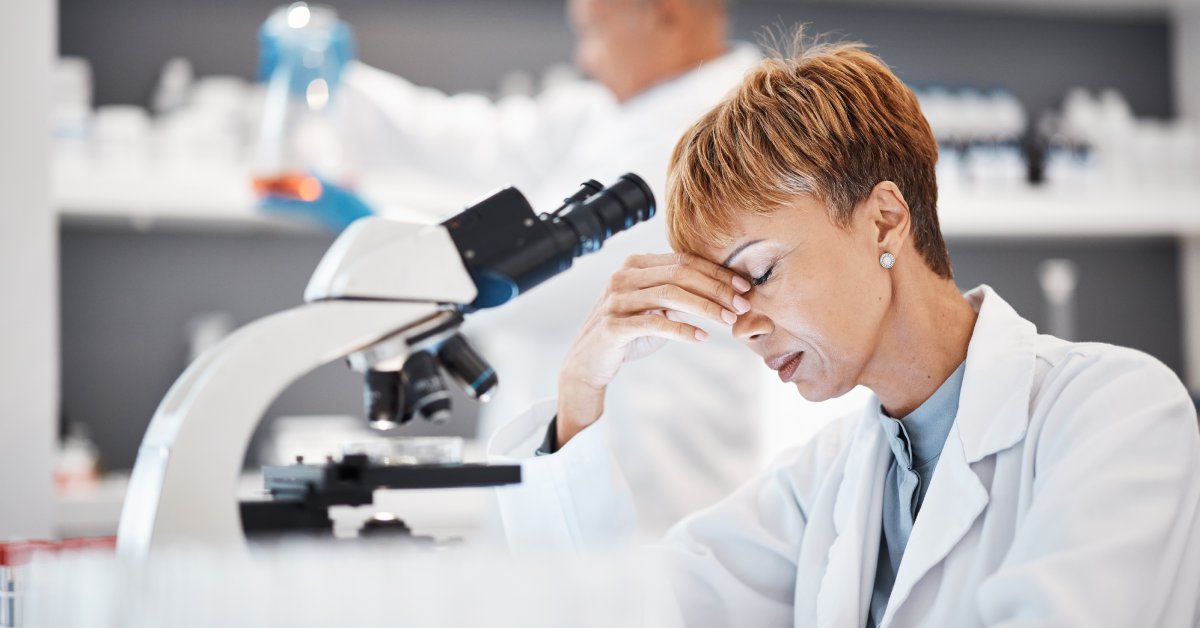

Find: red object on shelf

[0,537,116,566]
[253,172,324,201]
[56,536,116,552]
[0,541,57,567]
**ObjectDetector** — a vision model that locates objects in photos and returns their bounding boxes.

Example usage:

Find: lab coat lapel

[814,402,891,628]
[878,425,989,626]
[879,285,1035,626]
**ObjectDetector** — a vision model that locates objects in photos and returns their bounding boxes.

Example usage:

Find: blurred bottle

[917,86,964,189]
[973,89,1027,189]
[253,2,356,197]
[157,73,251,171]
[91,105,152,173]
[1038,259,1079,342]
[54,422,100,492]
[253,3,372,231]
[52,57,92,164]
[916,85,1028,190]
[1038,108,1095,189]
[184,310,236,364]
[958,88,1026,189]
[1033,87,1200,190]
[151,57,194,116]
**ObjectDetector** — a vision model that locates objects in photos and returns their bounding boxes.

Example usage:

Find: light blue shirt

[867,361,966,628]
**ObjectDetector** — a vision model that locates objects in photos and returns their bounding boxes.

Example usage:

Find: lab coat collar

[956,284,1038,463]
[880,421,992,627]
[815,401,891,628]
[877,284,1036,626]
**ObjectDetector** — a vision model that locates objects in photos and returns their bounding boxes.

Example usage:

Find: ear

[866,181,911,254]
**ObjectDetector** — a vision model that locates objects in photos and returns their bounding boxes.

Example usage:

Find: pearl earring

[880,252,896,269]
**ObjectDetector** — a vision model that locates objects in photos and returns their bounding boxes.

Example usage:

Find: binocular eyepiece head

[444,173,656,311]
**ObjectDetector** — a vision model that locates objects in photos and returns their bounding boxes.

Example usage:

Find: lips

[766,351,803,383]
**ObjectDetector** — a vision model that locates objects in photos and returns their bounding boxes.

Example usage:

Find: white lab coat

[490,285,1200,627]
[338,45,782,533]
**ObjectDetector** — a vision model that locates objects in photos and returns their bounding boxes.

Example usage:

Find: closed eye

[752,266,774,287]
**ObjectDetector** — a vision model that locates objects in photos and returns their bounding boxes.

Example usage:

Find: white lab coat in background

[339,45,783,533]
[491,285,1200,627]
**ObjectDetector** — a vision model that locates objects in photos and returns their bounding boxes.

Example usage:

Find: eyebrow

[721,239,765,267]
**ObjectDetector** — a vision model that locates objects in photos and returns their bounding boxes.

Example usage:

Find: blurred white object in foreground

[27,543,676,628]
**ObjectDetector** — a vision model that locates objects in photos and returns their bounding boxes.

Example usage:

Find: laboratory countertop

[55,163,1200,240]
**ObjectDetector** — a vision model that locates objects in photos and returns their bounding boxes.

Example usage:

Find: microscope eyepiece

[443,173,656,310]
[558,173,656,256]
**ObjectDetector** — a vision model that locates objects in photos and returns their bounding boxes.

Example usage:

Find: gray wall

[947,237,1182,372]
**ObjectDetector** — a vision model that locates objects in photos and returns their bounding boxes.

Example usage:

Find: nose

[732,305,772,345]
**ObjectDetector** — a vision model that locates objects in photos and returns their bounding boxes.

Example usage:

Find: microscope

[116,174,656,557]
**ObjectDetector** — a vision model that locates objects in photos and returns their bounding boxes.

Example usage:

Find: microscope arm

[117,300,444,557]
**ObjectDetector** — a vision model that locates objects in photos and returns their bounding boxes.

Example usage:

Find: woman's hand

[556,253,752,447]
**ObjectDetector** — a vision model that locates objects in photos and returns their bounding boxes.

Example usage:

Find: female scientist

[490,35,1200,628]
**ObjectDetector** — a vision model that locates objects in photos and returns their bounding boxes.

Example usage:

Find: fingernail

[721,310,737,325]
[694,328,709,341]
[732,276,752,293]
[733,295,751,314]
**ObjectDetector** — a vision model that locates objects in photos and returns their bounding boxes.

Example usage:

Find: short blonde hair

[666,33,951,278]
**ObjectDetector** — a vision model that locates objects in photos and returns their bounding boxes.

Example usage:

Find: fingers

[612,284,737,327]
[621,252,686,269]
[607,312,708,344]
[615,264,751,317]
[623,252,751,291]
[611,252,752,329]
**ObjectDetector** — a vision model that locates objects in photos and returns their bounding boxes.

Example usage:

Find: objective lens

[438,334,498,401]
[364,369,408,430]
[404,351,451,423]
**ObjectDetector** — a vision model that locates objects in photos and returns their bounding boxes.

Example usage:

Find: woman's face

[709,194,896,401]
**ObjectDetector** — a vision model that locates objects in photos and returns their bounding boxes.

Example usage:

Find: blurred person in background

[265,0,773,535]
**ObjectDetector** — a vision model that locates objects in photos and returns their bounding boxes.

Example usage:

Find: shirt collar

[879,361,966,467]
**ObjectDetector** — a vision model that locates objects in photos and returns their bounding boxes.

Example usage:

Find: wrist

[556,376,606,447]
